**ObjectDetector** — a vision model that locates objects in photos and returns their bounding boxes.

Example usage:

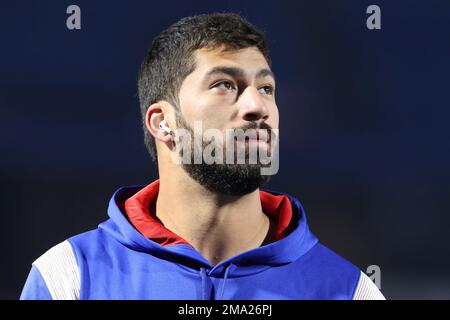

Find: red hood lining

[123,179,296,247]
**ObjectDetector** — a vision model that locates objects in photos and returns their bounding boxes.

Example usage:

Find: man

[21,13,385,300]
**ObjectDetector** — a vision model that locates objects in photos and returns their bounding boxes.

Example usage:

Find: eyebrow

[203,66,275,83]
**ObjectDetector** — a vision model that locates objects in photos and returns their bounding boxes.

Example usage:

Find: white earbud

[159,120,174,136]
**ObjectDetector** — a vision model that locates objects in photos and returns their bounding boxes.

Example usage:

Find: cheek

[194,100,232,130]
[269,104,280,129]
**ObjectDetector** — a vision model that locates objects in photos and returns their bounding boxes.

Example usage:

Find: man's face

[178,46,278,141]
[173,46,279,195]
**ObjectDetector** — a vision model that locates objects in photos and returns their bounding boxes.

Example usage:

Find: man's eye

[259,86,274,95]
[213,80,236,91]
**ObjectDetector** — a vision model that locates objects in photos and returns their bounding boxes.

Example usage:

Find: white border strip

[353,271,386,300]
[33,240,80,300]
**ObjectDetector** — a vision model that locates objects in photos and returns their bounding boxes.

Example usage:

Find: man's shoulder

[27,239,80,300]
[34,224,109,268]
[67,225,106,246]
[302,242,361,273]
[299,242,385,300]
[24,226,109,300]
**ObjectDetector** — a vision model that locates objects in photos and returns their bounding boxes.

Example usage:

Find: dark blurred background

[1,0,449,299]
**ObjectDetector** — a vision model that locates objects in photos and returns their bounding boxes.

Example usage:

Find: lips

[256,129,268,142]
[251,130,269,144]
[237,130,270,144]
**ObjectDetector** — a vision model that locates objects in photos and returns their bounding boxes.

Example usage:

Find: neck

[155,171,276,266]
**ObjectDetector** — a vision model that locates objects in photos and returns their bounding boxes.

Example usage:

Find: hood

[98,179,319,279]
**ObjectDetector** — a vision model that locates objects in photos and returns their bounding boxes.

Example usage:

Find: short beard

[174,113,274,196]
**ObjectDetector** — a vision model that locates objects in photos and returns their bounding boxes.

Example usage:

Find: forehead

[192,46,271,77]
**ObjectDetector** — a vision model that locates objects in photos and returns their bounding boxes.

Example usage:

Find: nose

[239,86,270,122]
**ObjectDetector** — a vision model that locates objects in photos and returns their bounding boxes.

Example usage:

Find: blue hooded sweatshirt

[20,180,384,300]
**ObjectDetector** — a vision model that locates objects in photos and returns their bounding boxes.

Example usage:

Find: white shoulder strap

[33,240,81,300]
[353,271,386,300]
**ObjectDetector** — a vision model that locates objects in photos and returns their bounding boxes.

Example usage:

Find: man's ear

[145,102,173,144]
